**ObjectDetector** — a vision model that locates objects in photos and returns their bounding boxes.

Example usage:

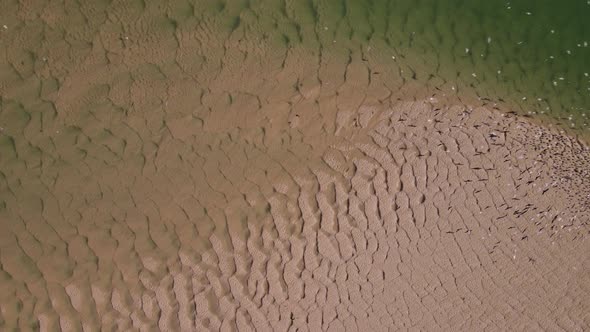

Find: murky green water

[197,0,588,129]
[0,0,588,131]
[386,0,590,129]
[252,0,590,130]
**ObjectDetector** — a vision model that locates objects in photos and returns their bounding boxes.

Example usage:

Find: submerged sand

[2,79,589,331]
[1,1,590,331]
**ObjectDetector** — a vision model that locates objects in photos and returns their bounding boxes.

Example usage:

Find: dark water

[389,0,590,129]
[1,0,588,131]
[264,0,590,129]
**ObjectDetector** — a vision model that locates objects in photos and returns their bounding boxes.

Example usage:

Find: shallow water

[1,1,589,330]
[1,0,588,128]
[367,0,590,128]
[250,0,590,129]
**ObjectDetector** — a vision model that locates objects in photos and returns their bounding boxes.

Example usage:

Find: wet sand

[1,1,590,331]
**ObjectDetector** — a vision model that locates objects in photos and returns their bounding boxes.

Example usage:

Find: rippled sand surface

[1,1,589,331]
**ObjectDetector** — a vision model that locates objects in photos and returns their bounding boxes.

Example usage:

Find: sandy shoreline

[1,1,590,330]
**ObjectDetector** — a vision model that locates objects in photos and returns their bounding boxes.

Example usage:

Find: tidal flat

[0,0,589,330]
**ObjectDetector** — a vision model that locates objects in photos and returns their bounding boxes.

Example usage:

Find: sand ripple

[0,0,589,330]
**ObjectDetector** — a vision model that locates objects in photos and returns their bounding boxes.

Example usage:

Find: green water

[1,0,588,131]
[224,0,590,129]
[374,0,590,128]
